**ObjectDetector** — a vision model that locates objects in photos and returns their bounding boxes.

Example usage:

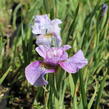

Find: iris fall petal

[59,50,88,73]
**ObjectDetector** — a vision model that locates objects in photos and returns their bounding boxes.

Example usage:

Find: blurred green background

[0,0,109,109]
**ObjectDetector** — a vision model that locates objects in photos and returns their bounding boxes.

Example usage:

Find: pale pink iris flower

[25,45,88,86]
[32,15,62,47]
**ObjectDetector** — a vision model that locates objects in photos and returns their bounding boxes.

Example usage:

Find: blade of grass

[94,70,108,109]
[79,72,88,109]
[0,66,12,85]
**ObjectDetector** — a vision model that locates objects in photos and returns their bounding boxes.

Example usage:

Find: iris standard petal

[32,24,46,35]
[61,45,71,51]
[51,19,62,25]
[34,14,50,26]
[44,47,68,64]
[32,15,51,35]
[59,50,88,73]
[36,45,49,58]
[50,19,62,34]
[48,23,61,35]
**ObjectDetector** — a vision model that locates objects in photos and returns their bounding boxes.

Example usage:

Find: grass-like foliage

[0,0,109,109]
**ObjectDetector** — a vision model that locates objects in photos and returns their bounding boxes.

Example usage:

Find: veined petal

[51,19,62,25]
[59,50,88,73]
[44,46,68,64]
[34,68,55,86]
[34,73,48,86]
[35,45,49,58]
[32,15,51,35]
[25,61,55,86]
[60,52,68,61]
[48,23,61,35]
[32,24,47,35]
[34,14,50,25]
[25,61,41,85]
[62,45,71,51]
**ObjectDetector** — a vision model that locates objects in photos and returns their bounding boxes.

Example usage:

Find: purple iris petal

[32,15,62,35]
[32,15,51,35]
[36,45,69,64]
[61,45,71,51]
[34,15,50,23]
[34,73,48,86]
[59,50,88,73]
[45,48,65,64]
[48,19,62,35]
[25,61,55,86]
[51,19,62,25]
[45,45,70,64]
[35,45,49,58]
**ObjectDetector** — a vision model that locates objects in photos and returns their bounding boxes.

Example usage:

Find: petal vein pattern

[25,61,55,86]
[59,50,88,73]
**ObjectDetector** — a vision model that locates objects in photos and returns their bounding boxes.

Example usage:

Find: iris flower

[100,4,108,17]
[32,15,62,47]
[25,45,88,86]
